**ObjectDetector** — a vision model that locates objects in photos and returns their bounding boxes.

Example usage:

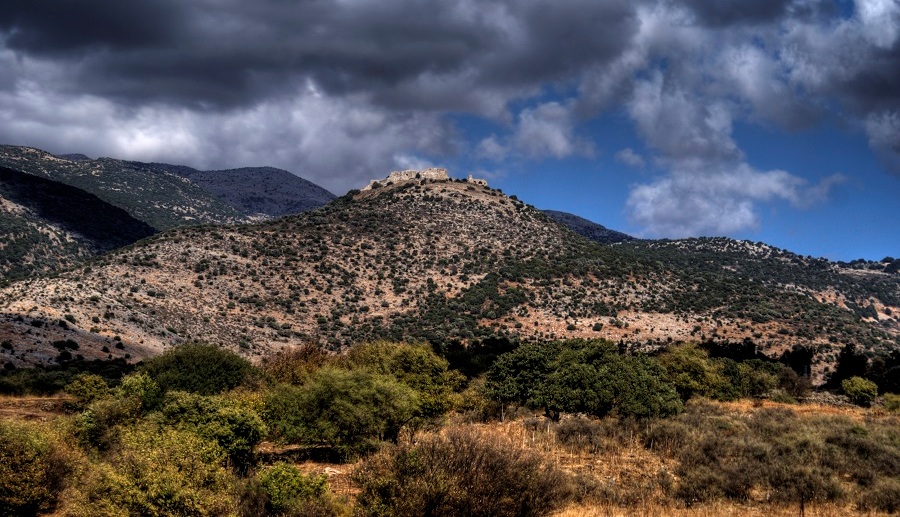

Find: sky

[0,0,898,261]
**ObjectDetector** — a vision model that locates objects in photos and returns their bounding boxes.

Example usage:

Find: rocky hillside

[0,166,155,282]
[0,146,248,230]
[542,210,635,244]
[0,173,896,378]
[149,164,336,217]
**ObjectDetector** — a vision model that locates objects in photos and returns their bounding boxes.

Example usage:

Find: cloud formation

[0,0,897,235]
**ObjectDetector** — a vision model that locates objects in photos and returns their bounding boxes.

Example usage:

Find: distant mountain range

[0,145,337,230]
[542,210,634,244]
[0,145,339,281]
[146,163,336,218]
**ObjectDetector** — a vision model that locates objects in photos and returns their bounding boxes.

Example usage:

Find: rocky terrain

[0,146,248,231]
[0,166,155,281]
[0,172,896,380]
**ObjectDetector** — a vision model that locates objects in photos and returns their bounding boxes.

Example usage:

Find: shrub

[0,421,73,516]
[353,426,573,517]
[262,344,330,385]
[857,477,900,513]
[884,393,900,412]
[345,341,464,420]
[115,372,163,411]
[486,340,681,420]
[141,343,253,395]
[238,462,344,516]
[158,391,266,472]
[264,367,419,456]
[63,373,109,411]
[73,395,142,450]
[65,424,235,516]
[842,376,878,407]
[658,343,731,401]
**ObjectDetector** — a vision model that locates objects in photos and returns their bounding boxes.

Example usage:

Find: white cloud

[627,165,843,237]
[615,147,645,168]
[865,111,900,174]
[475,135,508,162]
[0,81,456,193]
[513,101,593,159]
[629,72,742,170]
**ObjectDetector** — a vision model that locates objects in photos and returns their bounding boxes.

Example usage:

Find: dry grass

[553,501,870,517]
[0,394,70,421]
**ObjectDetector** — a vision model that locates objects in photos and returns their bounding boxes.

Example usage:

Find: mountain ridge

[0,174,895,381]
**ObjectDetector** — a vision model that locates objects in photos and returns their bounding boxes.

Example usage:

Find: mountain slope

[542,210,635,244]
[0,173,896,378]
[0,166,155,281]
[0,146,248,230]
[149,164,336,217]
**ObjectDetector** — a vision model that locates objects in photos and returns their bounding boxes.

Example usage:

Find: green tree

[345,341,464,419]
[658,343,730,401]
[158,391,266,472]
[141,343,253,395]
[265,367,419,456]
[842,376,878,406]
[63,373,110,411]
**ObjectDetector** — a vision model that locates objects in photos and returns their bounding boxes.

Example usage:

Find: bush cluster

[353,426,573,517]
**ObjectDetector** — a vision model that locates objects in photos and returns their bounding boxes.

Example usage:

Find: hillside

[542,209,635,244]
[0,146,248,230]
[0,172,896,378]
[0,166,155,282]
[153,164,337,218]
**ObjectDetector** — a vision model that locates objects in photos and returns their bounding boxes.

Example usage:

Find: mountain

[542,210,635,244]
[147,163,336,217]
[0,171,896,378]
[0,146,249,230]
[0,166,155,281]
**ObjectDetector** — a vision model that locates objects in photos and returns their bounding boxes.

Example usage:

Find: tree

[141,343,253,395]
[842,376,878,407]
[265,368,419,456]
[658,343,730,401]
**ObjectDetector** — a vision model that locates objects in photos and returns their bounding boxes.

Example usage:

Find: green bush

[116,372,163,411]
[486,340,681,420]
[64,373,109,411]
[158,391,266,472]
[265,367,419,456]
[241,462,345,516]
[0,421,74,516]
[65,424,236,516]
[658,343,731,401]
[141,343,253,395]
[345,341,464,419]
[353,426,573,517]
[73,395,142,450]
[842,376,878,407]
[884,393,900,412]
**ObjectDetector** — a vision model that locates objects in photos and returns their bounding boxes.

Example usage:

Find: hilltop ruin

[361,168,487,191]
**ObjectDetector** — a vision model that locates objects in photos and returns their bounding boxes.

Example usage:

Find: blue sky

[0,0,897,261]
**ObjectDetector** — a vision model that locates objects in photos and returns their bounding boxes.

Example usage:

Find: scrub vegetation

[1,339,897,516]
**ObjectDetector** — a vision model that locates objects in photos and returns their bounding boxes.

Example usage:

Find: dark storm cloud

[681,0,793,26]
[0,0,637,111]
[0,0,897,210]
[0,0,185,55]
